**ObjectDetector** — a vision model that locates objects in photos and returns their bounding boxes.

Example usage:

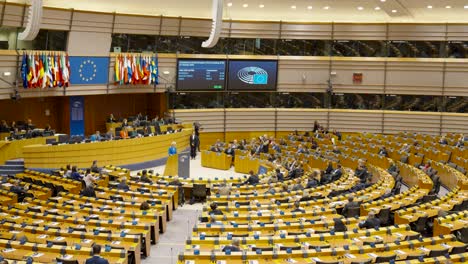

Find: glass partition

[169,92,224,109]
[333,94,383,109]
[224,92,275,108]
[387,41,444,58]
[384,95,441,111]
[276,92,324,108]
[444,96,468,113]
[332,40,386,57]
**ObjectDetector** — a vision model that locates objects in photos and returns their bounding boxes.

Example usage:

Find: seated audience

[140,201,150,211]
[120,127,129,139]
[90,131,101,142]
[107,114,116,123]
[140,170,152,184]
[358,212,381,229]
[291,178,304,191]
[217,182,231,196]
[378,146,388,157]
[341,196,359,217]
[85,244,110,264]
[70,166,82,181]
[208,203,224,215]
[117,178,130,191]
[291,201,305,213]
[64,164,72,178]
[222,238,241,253]
[83,169,97,188]
[81,185,96,198]
[332,218,347,232]
[91,160,101,173]
[243,170,259,185]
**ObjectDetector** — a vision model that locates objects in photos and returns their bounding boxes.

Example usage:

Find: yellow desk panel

[23,129,191,168]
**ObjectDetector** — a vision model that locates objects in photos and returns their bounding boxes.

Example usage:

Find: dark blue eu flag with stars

[69,56,109,85]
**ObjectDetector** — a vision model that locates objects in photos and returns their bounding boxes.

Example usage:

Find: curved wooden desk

[22,129,191,169]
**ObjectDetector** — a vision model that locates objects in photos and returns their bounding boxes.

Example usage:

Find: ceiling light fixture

[307,6,313,10]
[427,5,432,9]
[357,6,364,10]
[445,5,451,8]
[323,6,330,10]
[259,4,264,8]
[465,5,468,9]
[291,5,296,9]
[227,2,232,7]
[380,0,386,2]
[242,3,248,8]
[391,9,397,13]
[375,6,381,10]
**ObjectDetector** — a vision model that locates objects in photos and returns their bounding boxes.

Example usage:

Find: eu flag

[69,56,109,85]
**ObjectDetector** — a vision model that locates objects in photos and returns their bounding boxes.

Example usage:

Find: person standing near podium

[189,131,199,160]
[168,141,177,156]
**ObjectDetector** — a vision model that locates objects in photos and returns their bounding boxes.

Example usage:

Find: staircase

[0,159,25,176]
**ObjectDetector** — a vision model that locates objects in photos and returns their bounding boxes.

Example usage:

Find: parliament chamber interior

[0,0,468,263]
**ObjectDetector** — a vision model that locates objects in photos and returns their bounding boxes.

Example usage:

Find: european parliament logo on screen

[237,67,268,85]
[228,60,277,90]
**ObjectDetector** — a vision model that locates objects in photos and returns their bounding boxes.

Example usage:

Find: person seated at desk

[83,169,97,188]
[455,137,464,148]
[9,121,16,132]
[378,146,388,157]
[26,118,34,130]
[217,182,231,196]
[222,238,241,253]
[168,142,177,156]
[64,164,72,178]
[85,244,110,264]
[81,185,96,198]
[306,174,318,189]
[208,203,223,215]
[117,177,130,191]
[105,128,114,140]
[10,180,28,202]
[210,144,222,153]
[107,113,116,123]
[70,166,83,181]
[291,201,305,214]
[121,118,129,128]
[119,127,129,139]
[330,164,343,182]
[91,160,101,173]
[439,136,448,145]
[358,212,381,229]
[140,201,150,211]
[139,170,152,184]
[0,120,9,132]
[275,168,284,182]
[291,178,304,191]
[388,161,398,175]
[332,218,347,232]
[243,170,259,185]
[341,195,359,217]
[90,131,102,142]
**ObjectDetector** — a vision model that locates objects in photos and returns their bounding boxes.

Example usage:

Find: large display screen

[227,60,278,90]
[177,59,226,90]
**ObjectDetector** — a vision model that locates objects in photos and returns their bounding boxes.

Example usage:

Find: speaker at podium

[164,151,191,178]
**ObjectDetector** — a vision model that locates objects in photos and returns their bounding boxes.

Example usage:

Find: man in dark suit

[189,132,199,160]
[431,173,441,195]
[341,196,359,217]
[85,244,109,264]
[358,212,381,229]
[208,203,224,215]
[243,171,259,185]
[378,146,388,157]
[116,178,129,191]
[222,238,241,253]
[10,180,28,202]
[140,170,152,184]
[275,168,284,182]
[330,164,343,182]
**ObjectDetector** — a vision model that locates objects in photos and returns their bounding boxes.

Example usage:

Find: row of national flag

[114,54,159,85]
[21,52,70,89]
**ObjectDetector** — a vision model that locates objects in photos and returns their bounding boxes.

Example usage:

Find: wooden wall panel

[113,15,161,35]
[171,109,224,132]
[280,23,332,40]
[329,110,383,133]
[71,11,113,33]
[387,24,446,41]
[180,19,211,37]
[332,59,385,94]
[444,60,468,96]
[2,3,23,28]
[333,24,387,40]
[41,8,72,31]
[160,17,180,36]
[441,114,468,135]
[229,21,280,39]
[0,97,67,133]
[446,24,468,41]
[276,109,328,131]
[0,53,17,100]
[225,108,275,131]
[385,60,444,95]
[277,58,329,92]
[383,111,441,135]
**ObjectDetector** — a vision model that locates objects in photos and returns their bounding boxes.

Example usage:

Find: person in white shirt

[83,168,97,188]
